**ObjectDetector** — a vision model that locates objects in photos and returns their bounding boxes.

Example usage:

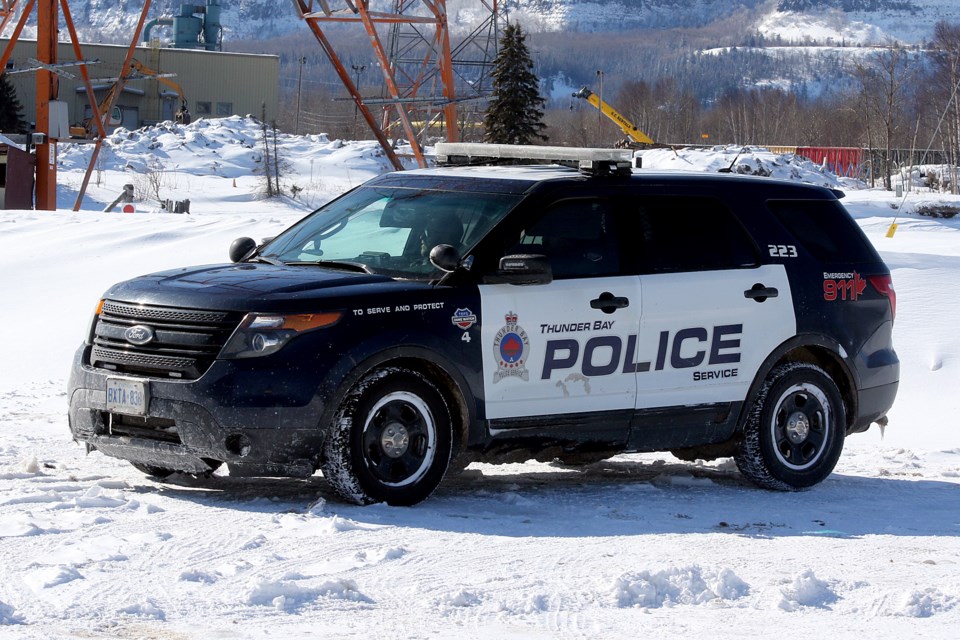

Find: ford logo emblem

[124,325,155,346]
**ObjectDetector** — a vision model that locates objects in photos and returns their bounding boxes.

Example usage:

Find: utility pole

[596,69,604,147]
[295,55,306,135]
[351,63,366,123]
[35,0,59,210]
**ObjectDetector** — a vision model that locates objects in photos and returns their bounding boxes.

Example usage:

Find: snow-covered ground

[1,121,958,638]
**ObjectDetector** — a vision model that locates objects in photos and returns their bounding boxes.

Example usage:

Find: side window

[768,199,880,264]
[195,101,212,116]
[514,199,620,279]
[627,196,759,274]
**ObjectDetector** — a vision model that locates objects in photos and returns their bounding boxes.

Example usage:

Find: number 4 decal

[768,244,798,258]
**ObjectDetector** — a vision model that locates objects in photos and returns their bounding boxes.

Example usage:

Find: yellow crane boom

[70,59,188,138]
[573,86,654,145]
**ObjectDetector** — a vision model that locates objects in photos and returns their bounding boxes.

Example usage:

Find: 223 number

[768,244,798,258]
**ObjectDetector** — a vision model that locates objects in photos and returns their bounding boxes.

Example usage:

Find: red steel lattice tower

[292,1,502,170]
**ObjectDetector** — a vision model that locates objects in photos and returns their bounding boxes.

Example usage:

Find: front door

[162,97,177,122]
[479,198,641,423]
[120,106,139,131]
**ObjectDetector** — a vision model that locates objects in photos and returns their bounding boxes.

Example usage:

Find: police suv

[67,144,898,506]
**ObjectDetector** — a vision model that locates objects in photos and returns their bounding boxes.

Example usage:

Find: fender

[313,329,482,452]
[736,332,858,432]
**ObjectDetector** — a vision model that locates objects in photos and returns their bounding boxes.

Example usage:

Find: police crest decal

[492,311,530,383]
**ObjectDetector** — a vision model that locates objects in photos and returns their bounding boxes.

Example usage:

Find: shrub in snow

[915,204,959,219]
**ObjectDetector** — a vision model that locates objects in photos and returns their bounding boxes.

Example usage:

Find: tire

[734,362,846,491]
[130,462,176,478]
[320,366,452,506]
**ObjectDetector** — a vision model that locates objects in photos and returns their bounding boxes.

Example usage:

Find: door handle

[590,291,629,314]
[744,283,779,302]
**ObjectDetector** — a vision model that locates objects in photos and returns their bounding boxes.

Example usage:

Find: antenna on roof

[718,146,746,173]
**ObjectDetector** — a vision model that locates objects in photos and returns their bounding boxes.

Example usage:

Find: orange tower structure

[0,0,153,210]
[293,1,502,171]
[2,1,502,208]
[0,1,22,33]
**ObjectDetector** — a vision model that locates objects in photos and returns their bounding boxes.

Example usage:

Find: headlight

[219,312,343,359]
[86,299,105,345]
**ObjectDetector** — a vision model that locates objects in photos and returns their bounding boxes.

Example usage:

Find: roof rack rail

[434,143,633,176]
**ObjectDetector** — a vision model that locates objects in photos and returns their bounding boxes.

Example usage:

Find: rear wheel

[735,362,846,490]
[320,367,452,506]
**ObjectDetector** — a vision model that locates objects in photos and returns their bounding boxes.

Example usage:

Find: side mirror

[485,254,553,285]
[429,244,461,272]
[229,237,257,263]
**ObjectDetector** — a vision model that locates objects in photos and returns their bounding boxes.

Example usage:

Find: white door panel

[480,277,641,420]
[635,264,795,408]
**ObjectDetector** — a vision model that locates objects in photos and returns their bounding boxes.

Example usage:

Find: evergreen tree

[0,74,28,134]
[484,23,547,145]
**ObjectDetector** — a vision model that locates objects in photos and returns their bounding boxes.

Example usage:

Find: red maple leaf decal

[854,272,867,298]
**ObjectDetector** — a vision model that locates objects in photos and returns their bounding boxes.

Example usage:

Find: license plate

[106,378,149,416]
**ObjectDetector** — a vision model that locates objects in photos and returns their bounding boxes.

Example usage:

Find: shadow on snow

[141,457,960,540]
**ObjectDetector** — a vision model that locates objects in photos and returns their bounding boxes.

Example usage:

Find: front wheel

[320,367,452,506]
[735,362,846,490]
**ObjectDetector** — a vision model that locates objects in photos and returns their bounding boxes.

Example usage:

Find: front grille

[91,300,243,379]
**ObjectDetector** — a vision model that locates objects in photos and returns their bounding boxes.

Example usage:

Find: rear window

[768,200,880,264]
[625,196,760,274]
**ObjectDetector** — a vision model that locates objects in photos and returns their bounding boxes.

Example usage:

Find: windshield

[260,185,522,279]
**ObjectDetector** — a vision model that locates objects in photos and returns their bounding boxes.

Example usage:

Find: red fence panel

[795,147,864,178]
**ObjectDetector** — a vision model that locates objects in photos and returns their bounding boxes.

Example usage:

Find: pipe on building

[143,18,174,43]
[141,1,222,50]
[203,1,222,51]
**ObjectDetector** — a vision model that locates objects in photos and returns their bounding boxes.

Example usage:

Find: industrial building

[1,38,279,133]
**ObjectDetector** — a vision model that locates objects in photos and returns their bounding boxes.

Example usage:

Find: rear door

[624,194,796,412]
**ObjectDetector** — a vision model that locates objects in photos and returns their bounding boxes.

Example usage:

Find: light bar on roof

[435,143,632,176]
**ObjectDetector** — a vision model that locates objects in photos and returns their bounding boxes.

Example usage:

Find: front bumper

[67,345,329,476]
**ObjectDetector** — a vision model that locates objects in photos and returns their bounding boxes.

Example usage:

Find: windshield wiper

[284,260,373,274]
[251,256,284,266]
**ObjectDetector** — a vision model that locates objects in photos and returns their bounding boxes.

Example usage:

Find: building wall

[1,39,278,134]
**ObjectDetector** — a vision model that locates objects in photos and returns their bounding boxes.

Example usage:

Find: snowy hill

[509,0,956,43]
[5,0,959,45]
[13,0,300,42]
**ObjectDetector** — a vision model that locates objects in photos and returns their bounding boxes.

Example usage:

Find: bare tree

[617,80,661,143]
[931,22,960,194]
[853,44,920,190]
